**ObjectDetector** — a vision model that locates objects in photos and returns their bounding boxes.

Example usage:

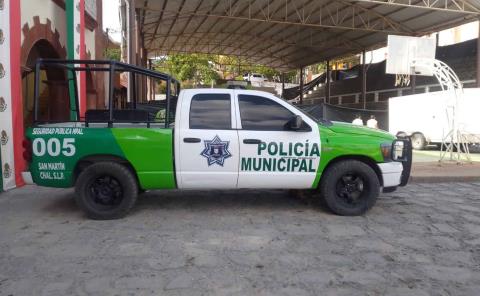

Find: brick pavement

[0,183,480,295]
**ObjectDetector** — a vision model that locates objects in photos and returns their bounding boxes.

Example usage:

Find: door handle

[183,137,201,143]
[243,139,262,144]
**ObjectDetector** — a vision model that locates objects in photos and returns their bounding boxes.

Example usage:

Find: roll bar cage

[33,59,181,128]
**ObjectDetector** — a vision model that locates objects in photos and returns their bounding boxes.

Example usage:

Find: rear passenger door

[235,93,321,189]
[176,91,239,189]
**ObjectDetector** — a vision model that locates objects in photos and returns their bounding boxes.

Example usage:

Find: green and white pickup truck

[23,60,411,219]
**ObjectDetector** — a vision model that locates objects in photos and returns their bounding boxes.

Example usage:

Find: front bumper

[397,138,412,186]
[379,138,412,187]
[378,162,403,187]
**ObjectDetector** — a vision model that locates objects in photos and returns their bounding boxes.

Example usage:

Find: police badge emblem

[201,135,232,166]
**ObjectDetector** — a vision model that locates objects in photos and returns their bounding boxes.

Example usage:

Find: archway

[86,70,98,110]
[22,39,70,126]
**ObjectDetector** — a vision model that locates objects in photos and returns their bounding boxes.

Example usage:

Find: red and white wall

[0,0,101,191]
[0,0,24,191]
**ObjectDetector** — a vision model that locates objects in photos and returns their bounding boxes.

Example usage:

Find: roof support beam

[142,0,416,34]
[154,0,187,50]
[138,0,480,71]
[165,0,206,50]
[215,1,364,61]
[151,44,295,69]
[147,32,355,50]
[206,0,279,56]
[147,0,168,48]
[354,0,480,14]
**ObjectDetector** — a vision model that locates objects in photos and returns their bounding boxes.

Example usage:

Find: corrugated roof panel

[137,0,480,70]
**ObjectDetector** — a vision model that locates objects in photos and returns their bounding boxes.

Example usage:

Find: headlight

[380,143,392,162]
[392,140,405,161]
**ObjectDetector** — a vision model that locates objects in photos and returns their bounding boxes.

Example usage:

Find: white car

[249,73,268,83]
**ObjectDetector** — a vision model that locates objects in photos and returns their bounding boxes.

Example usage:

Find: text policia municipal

[241,141,320,173]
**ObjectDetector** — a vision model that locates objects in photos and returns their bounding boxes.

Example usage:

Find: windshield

[277,95,332,126]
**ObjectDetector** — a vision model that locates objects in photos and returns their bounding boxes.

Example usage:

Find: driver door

[235,92,321,189]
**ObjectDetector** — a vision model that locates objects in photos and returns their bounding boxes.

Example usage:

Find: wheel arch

[73,154,140,188]
[411,131,426,138]
[410,132,429,149]
[319,155,384,187]
[397,131,426,138]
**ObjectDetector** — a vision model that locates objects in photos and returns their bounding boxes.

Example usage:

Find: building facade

[0,0,109,191]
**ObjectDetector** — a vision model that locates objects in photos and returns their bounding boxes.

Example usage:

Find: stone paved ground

[1,183,480,296]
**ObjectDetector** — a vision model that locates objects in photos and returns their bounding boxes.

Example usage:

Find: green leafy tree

[154,53,299,84]
[154,54,219,86]
[104,48,121,61]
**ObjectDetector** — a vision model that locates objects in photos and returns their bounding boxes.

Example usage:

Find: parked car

[24,60,412,219]
[249,73,268,83]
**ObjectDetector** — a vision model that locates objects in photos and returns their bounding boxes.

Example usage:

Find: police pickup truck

[23,60,411,219]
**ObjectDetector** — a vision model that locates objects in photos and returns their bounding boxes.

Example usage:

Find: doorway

[22,39,70,126]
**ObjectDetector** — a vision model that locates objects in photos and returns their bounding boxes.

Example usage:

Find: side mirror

[287,115,303,130]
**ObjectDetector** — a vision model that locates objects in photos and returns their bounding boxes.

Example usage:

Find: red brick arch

[21,16,67,68]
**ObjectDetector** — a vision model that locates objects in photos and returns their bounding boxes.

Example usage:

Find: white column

[0,0,16,190]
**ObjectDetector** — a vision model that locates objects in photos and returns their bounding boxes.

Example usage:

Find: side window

[238,95,295,131]
[190,94,231,129]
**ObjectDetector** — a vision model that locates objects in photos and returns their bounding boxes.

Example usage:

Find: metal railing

[33,59,180,128]
[295,79,477,106]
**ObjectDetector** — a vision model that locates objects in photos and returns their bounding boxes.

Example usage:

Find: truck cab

[24,60,411,219]
[175,88,321,189]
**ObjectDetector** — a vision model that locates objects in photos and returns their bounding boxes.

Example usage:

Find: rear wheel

[411,133,426,150]
[320,160,380,216]
[75,162,138,220]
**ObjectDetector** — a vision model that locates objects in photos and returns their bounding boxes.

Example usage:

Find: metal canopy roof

[137,0,480,71]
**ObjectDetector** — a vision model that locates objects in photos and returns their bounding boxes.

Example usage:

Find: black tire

[320,160,380,216]
[75,162,138,220]
[411,133,426,150]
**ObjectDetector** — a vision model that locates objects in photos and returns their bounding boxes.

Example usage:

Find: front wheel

[75,162,138,220]
[319,160,380,216]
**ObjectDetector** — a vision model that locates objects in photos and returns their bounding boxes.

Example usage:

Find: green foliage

[211,55,283,80]
[154,54,220,85]
[253,65,278,79]
[314,62,327,74]
[104,48,121,61]
[282,70,297,83]
[153,53,298,84]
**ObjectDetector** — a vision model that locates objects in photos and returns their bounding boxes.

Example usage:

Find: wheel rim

[411,134,423,149]
[413,139,421,148]
[87,175,124,211]
[335,172,367,207]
